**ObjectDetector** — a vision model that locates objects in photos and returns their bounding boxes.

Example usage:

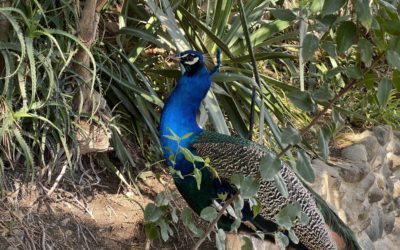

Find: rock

[395,197,400,210]
[369,147,387,171]
[384,212,396,234]
[381,191,394,207]
[357,210,373,231]
[336,161,369,183]
[394,130,400,140]
[393,169,400,179]
[379,163,392,180]
[311,159,340,178]
[310,160,342,211]
[373,125,393,146]
[393,180,400,198]
[357,231,375,250]
[341,144,368,162]
[387,138,400,155]
[385,176,394,194]
[388,153,400,171]
[368,186,384,203]
[358,132,381,162]
[340,182,370,230]
[359,173,375,193]
[365,206,384,241]
[374,238,396,250]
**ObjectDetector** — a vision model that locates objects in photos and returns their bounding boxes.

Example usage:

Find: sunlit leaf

[310,0,325,13]
[180,146,195,163]
[193,168,202,190]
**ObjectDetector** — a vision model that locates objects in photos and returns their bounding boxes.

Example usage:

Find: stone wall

[310,125,400,249]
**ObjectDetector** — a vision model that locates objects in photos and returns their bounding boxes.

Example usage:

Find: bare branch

[192,192,240,250]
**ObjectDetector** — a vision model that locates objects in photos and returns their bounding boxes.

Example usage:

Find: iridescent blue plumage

[160,50,210,175]
[159,49,360,250]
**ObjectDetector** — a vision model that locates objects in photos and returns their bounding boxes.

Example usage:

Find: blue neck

[160,65,211,170]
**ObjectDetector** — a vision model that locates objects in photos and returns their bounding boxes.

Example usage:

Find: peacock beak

[166,54,181,62]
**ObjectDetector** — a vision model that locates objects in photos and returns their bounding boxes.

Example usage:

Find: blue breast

[160,66,211,175]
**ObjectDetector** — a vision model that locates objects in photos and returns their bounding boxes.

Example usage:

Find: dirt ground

[0,170,215,250]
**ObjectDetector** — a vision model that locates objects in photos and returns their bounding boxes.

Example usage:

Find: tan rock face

[310,126,400,249]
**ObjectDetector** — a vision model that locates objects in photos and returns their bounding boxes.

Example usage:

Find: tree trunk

[72,0,111,154]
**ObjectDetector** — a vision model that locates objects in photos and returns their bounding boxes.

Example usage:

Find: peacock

[159,49,361,250]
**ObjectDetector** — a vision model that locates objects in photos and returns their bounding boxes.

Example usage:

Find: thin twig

[277,79,357,158]
[191,192,240,250]
[277,52,385,158]
[46,162,68,196]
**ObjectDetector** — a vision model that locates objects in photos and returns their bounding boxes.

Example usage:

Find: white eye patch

[184,57,199,65]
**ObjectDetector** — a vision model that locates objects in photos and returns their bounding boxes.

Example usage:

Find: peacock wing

[192,131,337,250]
[192,131,270,178]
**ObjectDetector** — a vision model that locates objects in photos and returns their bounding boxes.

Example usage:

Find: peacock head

[178,50,204,75]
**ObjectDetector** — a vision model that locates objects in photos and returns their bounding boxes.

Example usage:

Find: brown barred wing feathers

[192,131,337,250]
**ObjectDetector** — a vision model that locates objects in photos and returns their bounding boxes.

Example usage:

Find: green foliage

[200,206,218,222]
[215,228,226,250]
[295,150,315,182]
[259,153,281,181]
[281,125,302,146]
[275,231,289,249]
[241,236,254,250]
[143,191,176,242]
[301,34,319,62]
[181,207,204,237]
